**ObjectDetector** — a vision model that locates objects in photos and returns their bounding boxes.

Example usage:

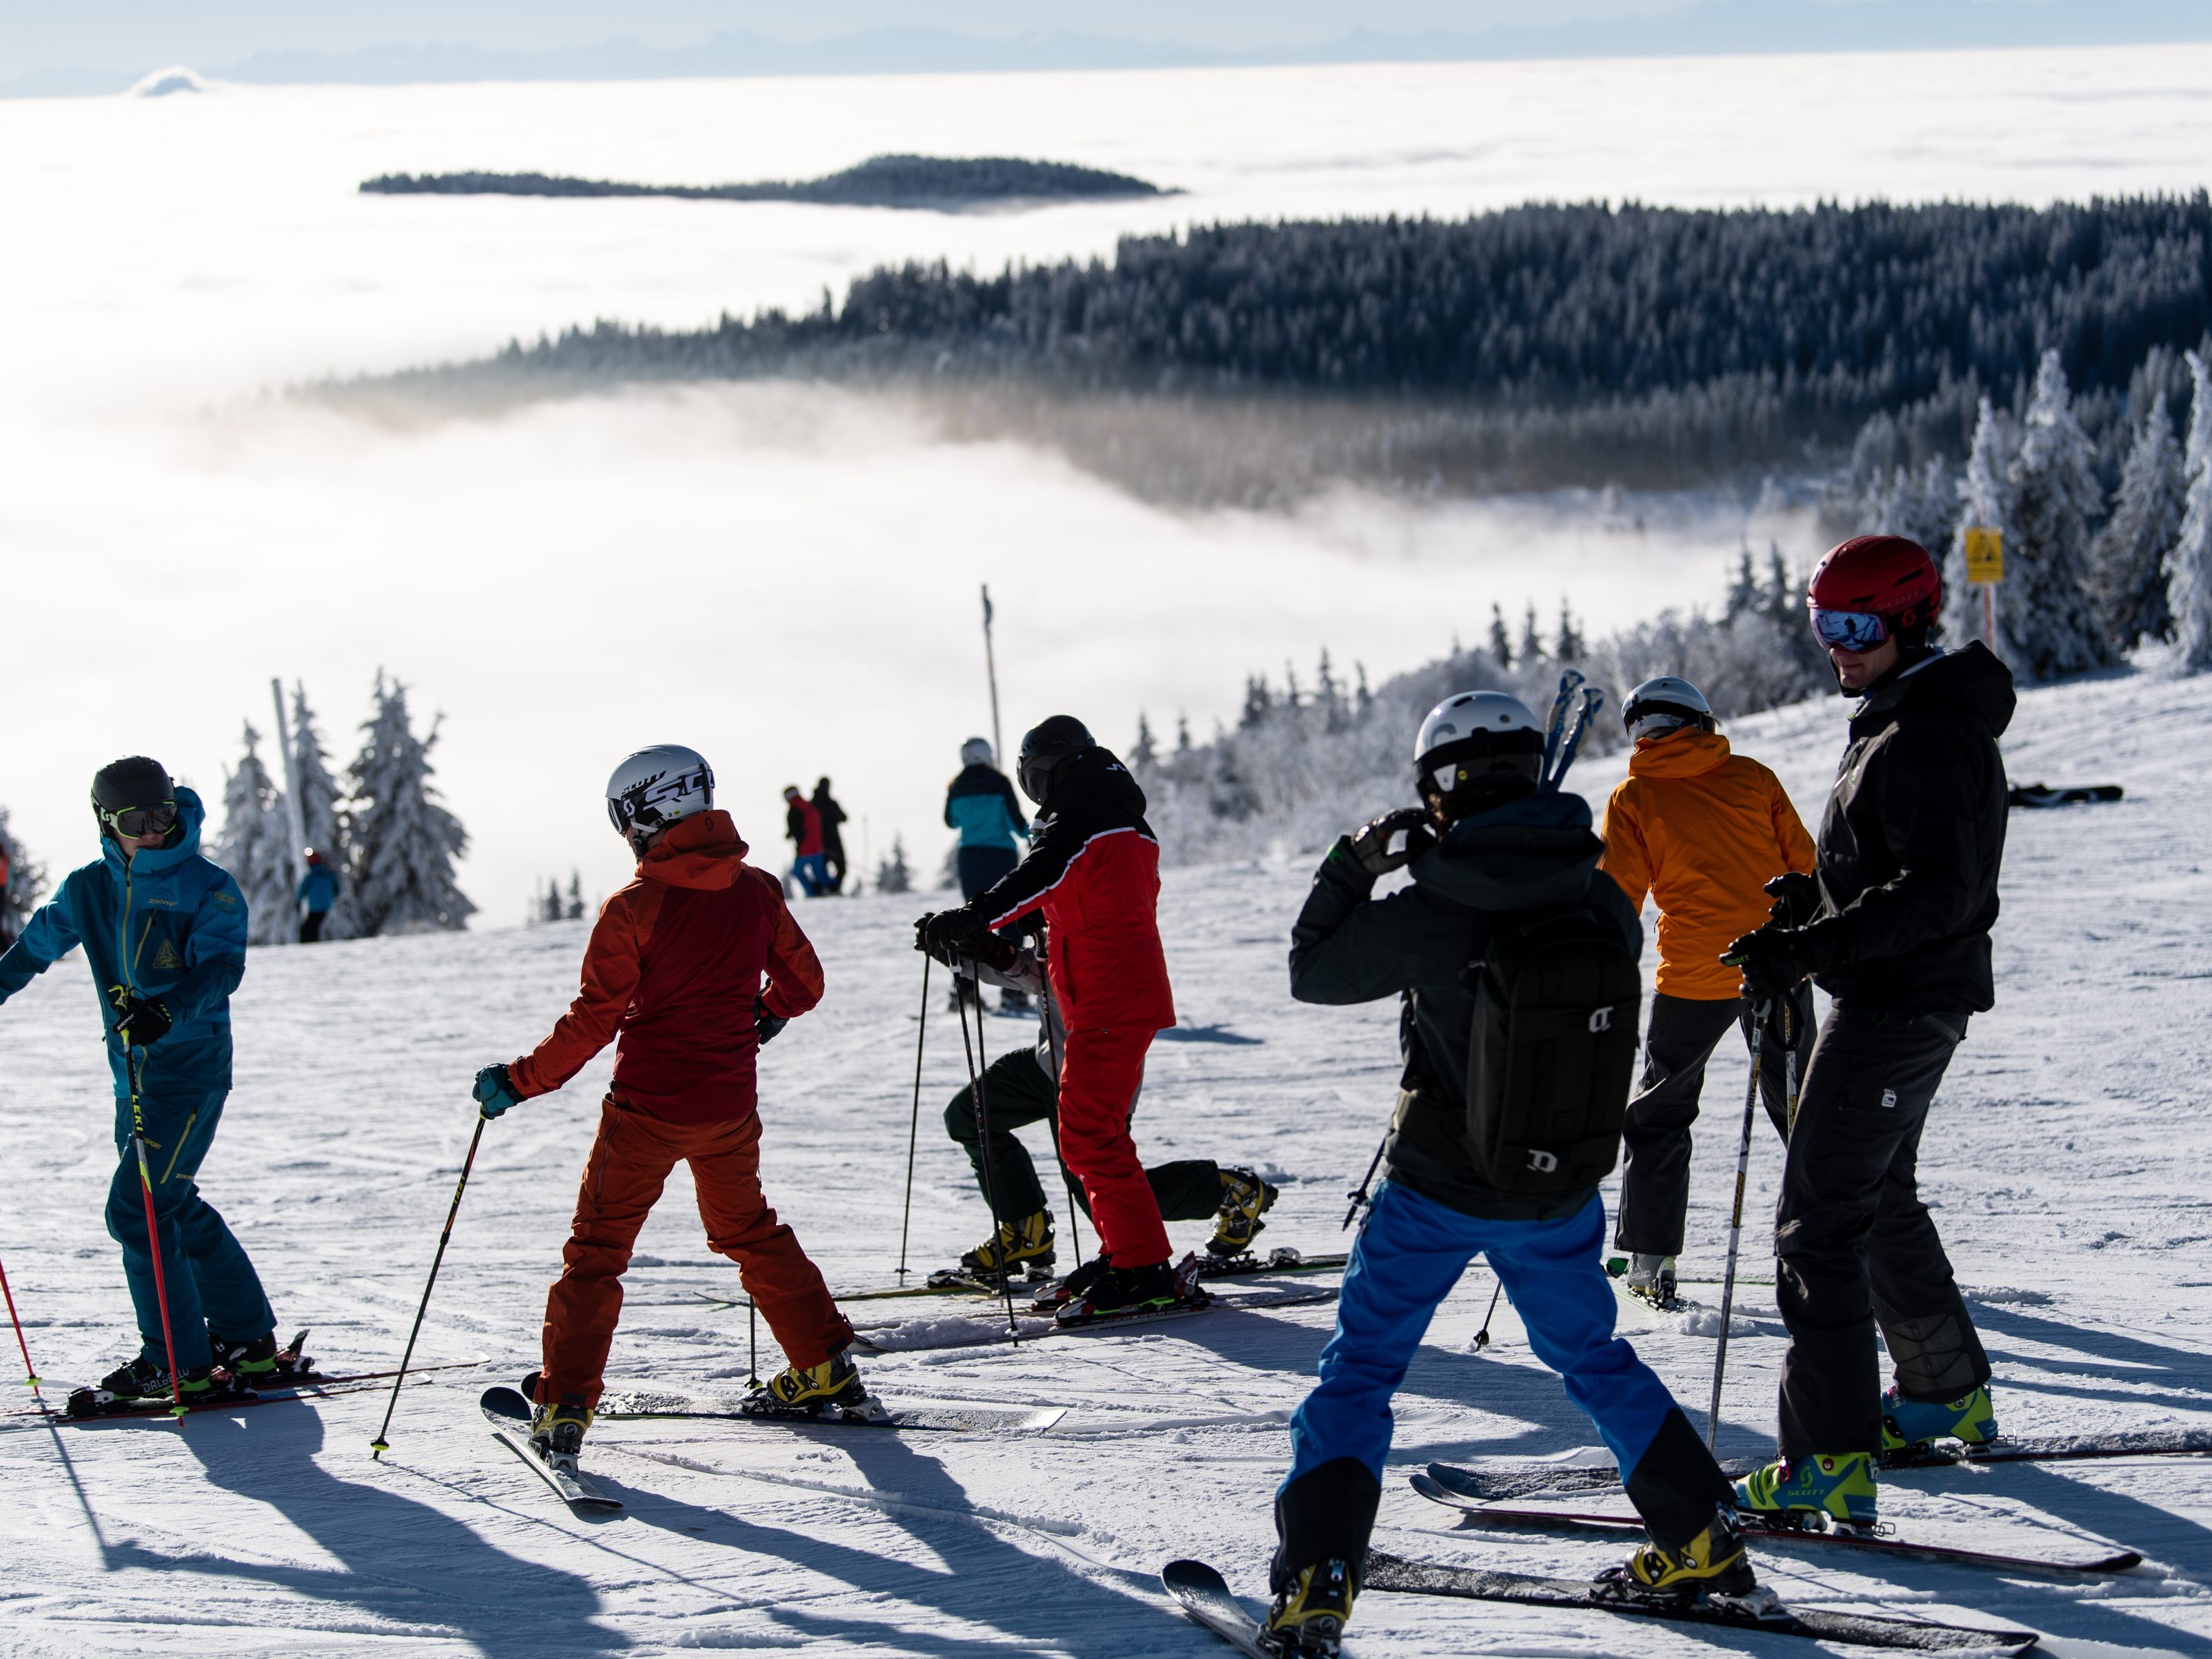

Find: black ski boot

[68,1355,235,1417]
[1030,1253,1110,1313]
[1054,1255,1206,1327]
[998,986,1032,1015]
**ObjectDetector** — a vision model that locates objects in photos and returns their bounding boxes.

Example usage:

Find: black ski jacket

[1289,791,1641,1221]
[1797,642,2015,1015]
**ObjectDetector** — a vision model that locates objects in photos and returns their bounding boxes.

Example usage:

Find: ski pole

[1706,1011,1764,1449]
[0,1245,41,1403]
[124,1042,187,1420]
[372,1109,488,1458]
[1342,1132,1387,1229]
[955,986,1021,1345]
[895,955,930,1280]
[1035,977,1087,1266]
[1473,1280,1504,1352]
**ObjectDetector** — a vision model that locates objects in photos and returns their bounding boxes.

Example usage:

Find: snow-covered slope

[1,666,2209,1656]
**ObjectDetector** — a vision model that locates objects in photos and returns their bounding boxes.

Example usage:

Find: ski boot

[747,1349,872,1419]
[68,1355,232,1418]
[1882,1382,1997,1457]
[1261,1557,1355,1657]
[1030,1253,1108,1313]
[1206,1166,1279,1259]
[210,1328,319,1385]
[530,1400,594,1471]
[1624,1253,1679,1311]
[1733,1451,1879,1529]
[998,986,1032,1015]
[1054,1254,1205,1327]
[957,1209,1056,1284]
[1608,1509,1756,1601]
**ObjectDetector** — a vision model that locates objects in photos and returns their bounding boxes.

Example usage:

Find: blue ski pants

[106,1087,274,1371]
[1284,1181,1680,1496]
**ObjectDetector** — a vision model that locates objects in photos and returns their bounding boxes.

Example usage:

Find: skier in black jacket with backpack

[1261,689,1753,1658]
[1724,535,2013,1528]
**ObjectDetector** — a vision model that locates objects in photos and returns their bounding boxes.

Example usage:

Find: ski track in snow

[2,668,2211,1655]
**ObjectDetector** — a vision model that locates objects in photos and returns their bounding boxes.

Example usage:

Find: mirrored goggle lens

[106,802,179,838]
[1811,608,1889,650]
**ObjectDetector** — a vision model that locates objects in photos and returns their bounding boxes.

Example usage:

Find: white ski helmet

[960,737,994,768]
[1413,691,1543,820]
[1622,676,1715,742]
[606,744,715,846]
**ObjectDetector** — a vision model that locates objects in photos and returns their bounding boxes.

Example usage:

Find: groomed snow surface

[2,664,2210,1656]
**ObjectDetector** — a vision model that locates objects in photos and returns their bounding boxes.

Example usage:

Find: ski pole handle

[372,1109,488,1458]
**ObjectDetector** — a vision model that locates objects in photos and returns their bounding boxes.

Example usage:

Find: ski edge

[1162,1560,1274,1659]
[481,1387,624,1513]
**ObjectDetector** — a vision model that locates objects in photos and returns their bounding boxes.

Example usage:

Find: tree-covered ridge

[360,155,1169,209]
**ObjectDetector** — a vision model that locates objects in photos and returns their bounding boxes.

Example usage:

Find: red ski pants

[1055,1024,1171,1267]
[539,1094,852,1407]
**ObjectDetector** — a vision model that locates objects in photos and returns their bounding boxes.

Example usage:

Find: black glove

[1344,807,1436,879]
[1722,927,1811,1000]
[919,908,1018,972]
[117,994,174,1047]
[1764,871,1821,929]
[755,997,789,1048]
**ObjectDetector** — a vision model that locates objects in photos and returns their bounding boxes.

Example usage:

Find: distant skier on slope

[295,847,341,943]
[471,746,860,1469]
[922,941,1276,1285]
[1722,535,2011,1527]
[1597,675,1816,1308]
[783,785,829,897]
[918,717,1212,1325]
[1263,692,1753,1657]
[810,778,848,894]
[942,737,1030,1013]
[0,757,304,1407]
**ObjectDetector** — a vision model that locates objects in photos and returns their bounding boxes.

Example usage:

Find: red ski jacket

[785,797,824,857]
[510,811,824,1122]
[974,747,1175,1033]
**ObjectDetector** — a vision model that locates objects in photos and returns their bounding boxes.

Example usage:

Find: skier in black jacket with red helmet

[1724,535,2013,1529]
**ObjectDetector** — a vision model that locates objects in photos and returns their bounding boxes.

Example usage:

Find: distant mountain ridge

[361,157,1170,211]
[7,1,2209,99]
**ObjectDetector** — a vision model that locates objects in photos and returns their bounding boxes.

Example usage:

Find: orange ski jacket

[1597,730,1815,1000]
[509,811,824,1122]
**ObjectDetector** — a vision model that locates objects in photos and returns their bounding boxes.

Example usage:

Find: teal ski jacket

[0,788,248,1096]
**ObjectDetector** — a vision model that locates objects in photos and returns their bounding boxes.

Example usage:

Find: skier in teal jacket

[0,757,293,1407]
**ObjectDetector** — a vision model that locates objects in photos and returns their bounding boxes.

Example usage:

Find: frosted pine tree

[0,805,43,943]
[289,682,358,940]
[2090,393,2185,651]
[2170,350,2212,673]
[1943,398,2016,655]
[348,673,475,935]
[213,724,299,947]
[2002,351,2117,679]
[875,835,913,896]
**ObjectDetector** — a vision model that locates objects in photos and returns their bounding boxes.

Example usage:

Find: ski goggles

[99,800,179,839]
[1809,608,1890,650]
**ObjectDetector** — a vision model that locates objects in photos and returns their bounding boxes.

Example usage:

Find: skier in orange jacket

[1597,677,1815,1308]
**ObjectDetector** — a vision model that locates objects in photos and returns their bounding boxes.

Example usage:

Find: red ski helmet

[1806,535,1942,646]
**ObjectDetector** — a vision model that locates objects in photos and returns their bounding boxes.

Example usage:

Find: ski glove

[1722,927,1811,1000]
[1764,871,1822,929]
[1344,807,1437,879]
[755,996,789,1048]
[472,1063,522,1119]
[917,910,1019,973]
[114,993,174,1047]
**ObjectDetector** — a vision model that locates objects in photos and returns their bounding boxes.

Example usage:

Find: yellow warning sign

[1964,526,2004,583]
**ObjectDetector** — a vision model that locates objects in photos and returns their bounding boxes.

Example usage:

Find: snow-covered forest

[212,673,473,944]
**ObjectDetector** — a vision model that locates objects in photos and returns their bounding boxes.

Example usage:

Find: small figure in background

[942,737,1030,1013]
[783,785,828,897]
[297,848,342,943]
[811,778,848,895]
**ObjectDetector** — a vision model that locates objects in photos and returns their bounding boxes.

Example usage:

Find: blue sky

[9,0,2210,87]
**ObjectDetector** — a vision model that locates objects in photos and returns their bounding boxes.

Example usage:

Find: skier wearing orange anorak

[470,746,858,1469]
[1597,679,1815,1309]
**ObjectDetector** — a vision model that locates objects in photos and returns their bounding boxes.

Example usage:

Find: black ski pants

[1775,1005,1991,1458]
[944,1044,1222,1226]
[1613,988,1812,1257]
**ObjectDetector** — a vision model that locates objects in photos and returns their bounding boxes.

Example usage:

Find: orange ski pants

[538,1093,853,1407]
[1055,1024,1172,1267]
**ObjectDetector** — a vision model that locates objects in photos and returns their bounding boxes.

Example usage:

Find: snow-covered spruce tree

[347,672,475,935]
[1942,397,2017,655]
[566,871,585,920]
[288,682,359,940]
[875,835,913,896]
[2002,350,2118,680]
[0,805,45,941]
[2090,393,2186,651]
[2171,350,2212,673]
[214,723,299,947]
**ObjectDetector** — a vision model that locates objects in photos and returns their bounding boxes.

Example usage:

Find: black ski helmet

[91,754,175,831]
[1017,715,1094,806]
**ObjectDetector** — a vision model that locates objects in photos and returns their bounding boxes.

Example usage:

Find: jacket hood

[1628,728,1732,779]
[100,786,208,882]
[1046,746,1146,817]
[640,809,751,890]
[1411,788,1604,912]
[1857,642,2016,738]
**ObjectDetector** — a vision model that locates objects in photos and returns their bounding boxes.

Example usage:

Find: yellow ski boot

[1261,1557,1355,1657]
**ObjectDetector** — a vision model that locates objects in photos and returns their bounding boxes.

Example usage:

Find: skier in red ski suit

[919,716,1186,1324]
